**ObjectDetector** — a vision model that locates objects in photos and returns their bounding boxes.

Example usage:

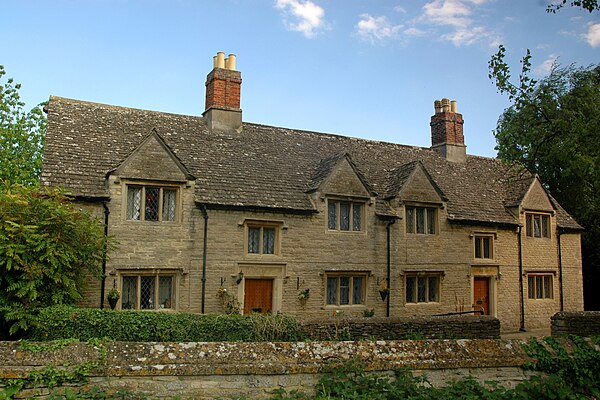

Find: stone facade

[41,54,584,332]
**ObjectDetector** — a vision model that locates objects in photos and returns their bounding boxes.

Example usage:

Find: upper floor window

[405,273,440,303]
[474,235,493,259]
[525,213,550,238]
[121,273,175,310]
[328,200,363,231]
[126,185,177,222]
[405,206,437,234]
[527,274,553,299]
[326,273,366,306]
[247,223,278,255]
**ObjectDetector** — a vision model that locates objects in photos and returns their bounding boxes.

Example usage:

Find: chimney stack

[430,98,466,163]
[203,52,242,132]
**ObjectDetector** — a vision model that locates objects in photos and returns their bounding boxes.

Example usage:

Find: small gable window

[126,185,177,222]
[474,235,493,259]
[247,223,279,255]
[328,201,363,231]
[527,274,553,299]
[405,206,437,234]
[525,213,550,238]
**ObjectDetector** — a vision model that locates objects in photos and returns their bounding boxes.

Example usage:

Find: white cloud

[404,27,427,37]
[394,5,407,13]
[356,14,403,43]
[536,54,558,76]
[418,0,499,47]
[275,0,326,38]
[586,22,600,47]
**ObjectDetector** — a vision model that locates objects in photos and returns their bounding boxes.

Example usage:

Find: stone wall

[300,315,500,340]
[551,311,600,337]
[0,339,534,399]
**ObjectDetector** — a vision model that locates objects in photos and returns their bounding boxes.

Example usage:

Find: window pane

[352,277,364,304]
[406,277,415,303]
[353,204,362,231]
[536,276,543,299]
[162,189,176,222]
[428,276,438,302]
[526,215,532,237]
[339,277,350,304]
[326,277,337,305]
[527,276,535,299]
[328,202,337,230]
[544,276,552,298]
[122,276,137,309]
[145,188,160,221]
[542,216,549,238]
[340,203,350,231]
[248,227,260,253]
[427,208,436,234]
[533,215,541,238]
[483,237,491,258]
[158,276,173,309]
[263,228,275,254]
[475,238,482,258]
[140,276,155,309]
[416,208,425,234]
[127,187,141,220]
[406,207,414,233]
[417,277,426,302]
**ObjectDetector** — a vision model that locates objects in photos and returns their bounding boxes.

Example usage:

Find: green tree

[0,185,109,338]
[489,45,600,309]
[0,65,46,187]
[547,0,599,13]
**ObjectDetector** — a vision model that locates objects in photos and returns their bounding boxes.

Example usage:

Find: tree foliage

[489,45,600,308]
[0,65,46,187]
[0,185,109,338]
[547,0,599,13]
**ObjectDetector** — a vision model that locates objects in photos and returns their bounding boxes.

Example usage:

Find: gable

[521,178,554,212]
[397,165,444,204]
[113,131,191,182]
[320,157,370,197]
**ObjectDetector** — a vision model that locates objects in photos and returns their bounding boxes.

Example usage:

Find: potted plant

[379,286,389,301]
[107,287,120,310]
[298,288,310,301]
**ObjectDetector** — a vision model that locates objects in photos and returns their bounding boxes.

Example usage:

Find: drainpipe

[100,202,110,309]
[518,225,526,332]
[200,205,209,314]
[558,229,564,312]
[386,219,396,318]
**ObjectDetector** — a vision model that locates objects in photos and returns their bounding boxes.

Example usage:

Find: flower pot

[379,290,389,301]
[108,297,118,310]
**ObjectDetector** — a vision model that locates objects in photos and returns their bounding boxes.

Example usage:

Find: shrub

[28,305,304,342]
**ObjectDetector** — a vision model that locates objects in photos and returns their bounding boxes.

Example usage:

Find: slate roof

[41,96,581,229]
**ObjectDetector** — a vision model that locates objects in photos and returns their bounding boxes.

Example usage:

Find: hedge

[28,306,304,342]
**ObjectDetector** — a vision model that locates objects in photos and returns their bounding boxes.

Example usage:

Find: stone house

[41,52,583,331]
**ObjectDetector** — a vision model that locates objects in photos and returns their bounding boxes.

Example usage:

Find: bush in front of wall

[28,305,304,342]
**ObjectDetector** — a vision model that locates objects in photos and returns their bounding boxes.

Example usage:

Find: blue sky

[3,0,598,157]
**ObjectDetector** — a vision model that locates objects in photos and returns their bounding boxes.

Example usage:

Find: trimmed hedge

[28,306,304,342]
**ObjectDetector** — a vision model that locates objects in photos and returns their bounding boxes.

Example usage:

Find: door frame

[471,267,498,317]
[236,262,287,315]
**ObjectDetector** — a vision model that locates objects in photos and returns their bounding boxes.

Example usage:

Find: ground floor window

[405,273,440,303]
[326,274,366,306]
[527,274,553,299]
[121,274,175,310]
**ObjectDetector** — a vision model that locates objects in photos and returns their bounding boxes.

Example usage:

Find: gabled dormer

[518,176,556,238]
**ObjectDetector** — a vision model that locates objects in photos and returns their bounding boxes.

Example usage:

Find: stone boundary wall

[551,311,600,337]
[0,339,533,399]
[300,315,500,340]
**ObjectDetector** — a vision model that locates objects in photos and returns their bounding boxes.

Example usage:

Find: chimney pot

[441,98,451,112]
[434,100,442,114]
[216,52,225,69]
[451,100,457,113]
[430,97,466,162]
[226,54,236,71]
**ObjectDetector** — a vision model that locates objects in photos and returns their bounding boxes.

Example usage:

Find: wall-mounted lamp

[236,271,244,285]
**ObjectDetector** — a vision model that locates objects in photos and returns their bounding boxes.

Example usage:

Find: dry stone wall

[0,339,535,399]
[551,311,600,337]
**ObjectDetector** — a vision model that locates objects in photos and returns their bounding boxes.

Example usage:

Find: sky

[2,0,598,158]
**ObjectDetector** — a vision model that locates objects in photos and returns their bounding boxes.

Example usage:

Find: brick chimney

[430,98,466,163]
[203,52,242,132]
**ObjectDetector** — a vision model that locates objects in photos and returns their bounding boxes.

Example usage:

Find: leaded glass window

[326,274,366,306]
[246,224,278,255]
[263,228,275,254]
[526,213,550,238]
[527,274,553,299]
[405,206,437,235]
[120,274,176,310]
[405,273,440,303]
[474,236,493,259]
[248,227,260,254]
[126,185,178,222]
[327,201,364,232]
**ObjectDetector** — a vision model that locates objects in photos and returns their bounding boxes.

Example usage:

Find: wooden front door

[473,277,490,315]
[244,279,273,314]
